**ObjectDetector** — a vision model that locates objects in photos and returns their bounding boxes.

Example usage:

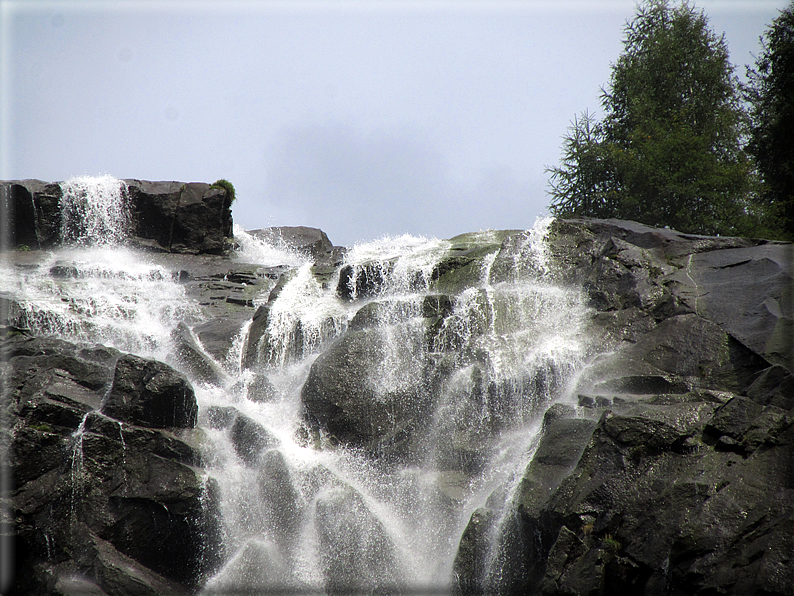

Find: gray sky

[2,0,786,246]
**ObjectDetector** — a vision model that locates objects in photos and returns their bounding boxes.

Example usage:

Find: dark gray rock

[1,179,234,254]
[300,328,430,455]
[230,413,277,465]
[453,218,793,595]
[170,322,227,386]
[3,333,222,595]
[248,226,335,261]
[314,484,402,593]
[452,507,496,594]
[102,354,198,429]
[336,262,392,301]
[256,449,301,547]
[0,180,62,249]
[124,180,233,255]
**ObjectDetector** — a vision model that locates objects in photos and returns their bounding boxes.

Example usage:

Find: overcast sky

[2,0,787,246]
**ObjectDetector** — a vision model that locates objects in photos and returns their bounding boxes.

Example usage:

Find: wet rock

[336,261,392,301]
[102,354,198,429]
[0,179,62,249]
[242,272,297,369]
[245,373,276,402]
[314,484,402,593]
[301,328,430,455]
[171,322,227,386]
[125,180,233,255]
[202,538,290,593]
[453,218,793,595]
[746,364,794,410]
[704,395,765,443]
[452,507,496,594]
[1,179,234,254]
[248,226,334,261]
[348,302,384,330]
[4,334,222,595]
[256,449,301,546]
[205,405,238,430]
[230,413,277,465]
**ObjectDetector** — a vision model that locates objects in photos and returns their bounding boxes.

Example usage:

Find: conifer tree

[548,0,752,236]
[745,2,794,240]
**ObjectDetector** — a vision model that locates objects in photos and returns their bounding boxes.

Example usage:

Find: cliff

[1,179,792,595]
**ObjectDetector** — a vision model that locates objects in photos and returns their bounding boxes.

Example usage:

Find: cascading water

[59,175,131,246]
[5,176,594,593]
[201,224,592,593]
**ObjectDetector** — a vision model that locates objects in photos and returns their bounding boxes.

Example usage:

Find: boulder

[102,354,198,429]
[0,180,62,249]
[248,226,335,262]
[124,180,233,254]
[314,484,402,593]
[170,322,227,386]
[230,413,277,465]
[300,328,431,454]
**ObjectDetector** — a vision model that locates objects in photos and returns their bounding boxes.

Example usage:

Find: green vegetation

[602,534,622,553]
[744,2,794,240]
[211,179,236,204]
[29,423,55,433]
[547,0,790,239]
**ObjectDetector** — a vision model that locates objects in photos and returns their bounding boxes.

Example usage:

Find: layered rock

[2,330,222,595]
[0,179,234,254]
[3,208,792,595]
[452,218,794,595]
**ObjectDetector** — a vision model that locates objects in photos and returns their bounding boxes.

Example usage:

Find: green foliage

[547,0,754,237]
[602,534,622,553]
[745,2,794,240]
[211,179,236,204]
[29,423,55,433]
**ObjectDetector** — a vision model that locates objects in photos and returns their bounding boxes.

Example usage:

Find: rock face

[0,179,234,254]
[2,207,792,595]
[2,331,222,595]
[452,218,794,595]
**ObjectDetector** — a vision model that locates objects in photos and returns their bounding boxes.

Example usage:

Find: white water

[4,177,594,593]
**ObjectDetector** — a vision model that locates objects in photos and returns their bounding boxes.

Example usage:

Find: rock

[314,484,402,593]
[336,262,392,301]
[245,373,276,402]
[202,538,290,593]
[170,322,227,386]
[248,226,335,262]
[301,328,430,455]
[205,405,238,430]
[4,334,222,595]
[256,449,301,547]
[125,180,233,254]
[102,354,198,429]
[452,507,496,594]
[0,179,234,254]
[230,413,277,465]
[0,179,62,249]
[453,218,793,595]
[746,364,794,410]
[669,243,794,370]
[242,272,296,369]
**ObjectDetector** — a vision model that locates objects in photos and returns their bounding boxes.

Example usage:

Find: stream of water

[4,176,593,592]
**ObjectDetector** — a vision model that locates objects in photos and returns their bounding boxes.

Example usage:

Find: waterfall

[6,177,594,593]
[59,175,131,246]
[201,225,592,593]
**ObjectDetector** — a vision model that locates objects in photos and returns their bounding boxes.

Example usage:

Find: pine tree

[548,0,752,236]
[745,2,794,240]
